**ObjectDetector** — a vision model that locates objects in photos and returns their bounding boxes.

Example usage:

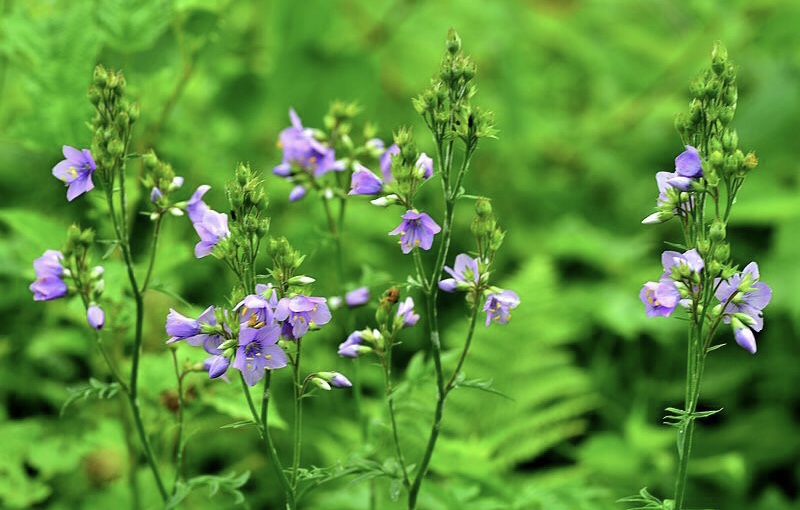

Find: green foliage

[166,471,250,509]
[61,378,122,416]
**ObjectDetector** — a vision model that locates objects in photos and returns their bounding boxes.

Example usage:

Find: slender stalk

[170,350,187,492]
[291,341,304,489]
[382,331,410,488]
[140,214,163,293]
[259,372,296,509]
[444,303,480,393]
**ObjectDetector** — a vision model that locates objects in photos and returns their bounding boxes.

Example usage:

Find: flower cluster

[348,143,433,196]
[338,295,420,359]
[640,248,771,353]
[273,109,345,201]
[167,285,334,386]
[642,146,703,224]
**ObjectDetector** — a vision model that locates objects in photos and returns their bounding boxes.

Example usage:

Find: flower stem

[170,349,187,493]
[291,340,304,490]
[383,331,410,489]
[140,214,163,293]
[259,371,297,509]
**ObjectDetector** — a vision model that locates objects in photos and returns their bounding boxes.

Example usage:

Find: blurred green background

[2,0,800,508]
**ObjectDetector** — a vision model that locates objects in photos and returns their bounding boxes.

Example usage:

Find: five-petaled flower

[396,297,419,328]
[192,209,230,258]
[275,295,331,340]
[234,324,287,386]
[29,249,68,301]
[439,253,481,292]
[640,278,681,317]
[349,164,384,195]
[715,262,772,354]
[389,210,441,254]
[52,146,97,201]
[273,108,344,179]
[483,290,520,326]
[165,306,225,354]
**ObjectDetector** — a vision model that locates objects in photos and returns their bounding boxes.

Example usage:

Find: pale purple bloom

[52,146,96,201]
[274,109,344,178]
[349,164,383,195]
[328,372,352,388]
[193,209,229,258]
[483,290,520,326]
[389,210,441,254]
[187,185,211,223]
[396,297,419,328]
[439,253,480,292]
[416,153,434,179]
[661,249,704,276]
[236,284,278,325]
[150,187,163,203]
[675,145,702,178]
[166,306,224,354]
[289,185,307,202]
[345,287,370,307]
[379,144,399,182]
[87,305,105,330]
[204,355,230,380]
[29,250,68,301]
[715,262,771,353]
[275,295,331,340]
[234,324,287,386]
[338,331,365,358]
[640,278,681,317]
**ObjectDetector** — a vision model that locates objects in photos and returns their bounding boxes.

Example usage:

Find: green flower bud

[446,29,461,55]
[689,78,705,99]
[709,220,726,242]
[711,41,728,75]
[715,242,730,262]
[287,275,315,286]
[709,150,724,169]
[93,66,108,87]
[718,106,734,125]
[88,86,102,106]
[107,138,124,157]
[722,130,738,152]
[127,102,140,123]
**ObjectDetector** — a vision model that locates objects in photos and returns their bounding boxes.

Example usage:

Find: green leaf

[60,378,122,416]
[451,374,513,401]
[165,471,250,509]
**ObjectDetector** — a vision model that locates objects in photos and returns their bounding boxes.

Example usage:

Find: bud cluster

[89,65,139,190]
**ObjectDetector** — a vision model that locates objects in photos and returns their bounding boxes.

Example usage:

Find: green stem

[291,341,303,490]
[444,303,480,393]
[140,214,163,293]
[383,331,410,489]
[170,350,187,493]
[259,371,296,509]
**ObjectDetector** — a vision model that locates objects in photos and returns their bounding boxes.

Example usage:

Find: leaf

[165,471,250,509]
[451,374,513,401]
[60,378,122,416]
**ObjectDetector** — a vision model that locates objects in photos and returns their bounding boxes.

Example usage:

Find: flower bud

[287,275,315,286]
[107,139,124,157]
[311,377,332,391]
[722,130,738,152]
[714,242,730,262]
[93,66,109,87]
[446,28,461,55]
[317,371,352,388]
[87,305,105,330]
[709,220,726,242]
[711,41,728,75]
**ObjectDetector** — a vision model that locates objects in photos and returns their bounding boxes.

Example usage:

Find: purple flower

[715,262,772,353]
[317,371,352,388]
[166,306,224,354]
[193,209,229,258]
[439,253,481,292]
[661,249,704,276]
[204,355,230,380]
[29,250,68,301]
[234,324,287,386]
[675,145,702,178]
[379,144,399,182]
[483,290,520,326]
[345,287,370,307]
[289,185,307,202]
[416,153,433,179]
[187,185,211,223]
[236,284,278,326]
[396,297,419,328]
[338,331,365,357]
[52,146,96,201]
[349,164,384,195]
[389,210,441,254]
[274,295,331,340]
[640,278,681,317]
[274,109,344,178]
[87,305,105,330]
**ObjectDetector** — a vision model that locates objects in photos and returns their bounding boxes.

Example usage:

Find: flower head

[396,297,419,328]
[640,278,681,317]
[236,284,278,326]
[715,262,771,353]
[661,249,704,276]
[416,153,434,179]
[234,324,287,386]
[52,146,96,201]
[29,250,68,301]
[349,164,384,195]
[193,209,230,258]
[379,144,400,182]
[274,109,344,178]
[483,290,520,326]
[389,210,441,254]
[316,371,352,388]
[187,185,211,223]
[439,253,481,292]
[274,295,331,340]
[166,306,225,354]
[338,330,367,358]
[87,305,105,330]
[675,145,702,178]
[345,287,370,308]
